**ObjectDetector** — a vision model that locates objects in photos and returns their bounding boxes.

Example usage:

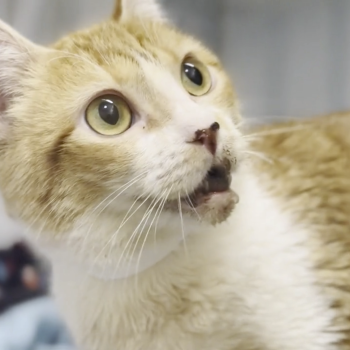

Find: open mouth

[160,157,239,224]
[187,159,233,207]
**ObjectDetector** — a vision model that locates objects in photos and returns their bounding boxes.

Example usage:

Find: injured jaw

[166,158,239,225]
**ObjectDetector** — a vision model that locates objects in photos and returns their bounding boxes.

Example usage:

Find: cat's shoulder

[251,111,350,159]
[249,112,350,347]
[249,111,350,191]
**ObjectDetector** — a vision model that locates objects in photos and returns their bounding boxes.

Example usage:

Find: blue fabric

[0,296,75,350]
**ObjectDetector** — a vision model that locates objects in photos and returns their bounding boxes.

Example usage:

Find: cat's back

[251,112,350,348]
[251,111,350,225]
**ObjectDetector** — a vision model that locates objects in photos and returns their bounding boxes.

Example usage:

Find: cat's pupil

[184,63,203,86]
[98,100,119,125]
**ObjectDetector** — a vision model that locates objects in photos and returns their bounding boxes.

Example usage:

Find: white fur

[0,21,29,246]
[48,164,340,350]
[119,0,166,22]
[0,194,23,249]
[0,20,33,96]
[0,20,45,141]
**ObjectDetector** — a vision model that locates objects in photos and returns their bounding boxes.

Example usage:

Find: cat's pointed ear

[0,20,43,137]
[0,20,39,99]
[112,0,166,22]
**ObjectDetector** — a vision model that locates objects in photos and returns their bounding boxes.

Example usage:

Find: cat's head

[0,0,245,276]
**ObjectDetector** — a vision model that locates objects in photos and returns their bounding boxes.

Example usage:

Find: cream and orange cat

[0,0,349,349]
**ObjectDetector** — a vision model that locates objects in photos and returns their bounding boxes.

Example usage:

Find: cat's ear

[112,0,166,22]
[0,20,43,136]
[0,20,39,100]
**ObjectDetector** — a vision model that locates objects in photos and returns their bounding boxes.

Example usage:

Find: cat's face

[0,0,245,273]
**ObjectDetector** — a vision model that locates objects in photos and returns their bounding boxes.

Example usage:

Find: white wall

[221,0,350,119]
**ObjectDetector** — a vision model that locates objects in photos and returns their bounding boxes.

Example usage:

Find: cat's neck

[44,165,248,281]
[42,204,201,281]
[87,229,185,280]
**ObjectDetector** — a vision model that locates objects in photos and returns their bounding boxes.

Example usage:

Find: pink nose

[191,122,220,155]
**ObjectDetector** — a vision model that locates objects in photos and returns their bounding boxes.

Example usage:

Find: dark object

[0,241,47,313]
[183,62,203,86]
[99,98,120,125]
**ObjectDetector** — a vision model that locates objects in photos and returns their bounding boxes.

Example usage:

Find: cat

[0,0,349,349]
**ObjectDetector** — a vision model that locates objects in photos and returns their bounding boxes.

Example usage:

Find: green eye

[181,57,212,96]
[85,95,132,136]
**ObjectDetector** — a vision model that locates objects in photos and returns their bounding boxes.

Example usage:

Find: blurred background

[0,0,349,348]
[1,0,350,120]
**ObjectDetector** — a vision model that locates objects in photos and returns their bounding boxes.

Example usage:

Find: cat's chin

[188,189,239,225]
[163,189,239,225]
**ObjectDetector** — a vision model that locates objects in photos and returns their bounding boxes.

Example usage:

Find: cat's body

[251,113,350,349]
[51,158,343,350]
[0,1,349,349]
[49,113,350,350]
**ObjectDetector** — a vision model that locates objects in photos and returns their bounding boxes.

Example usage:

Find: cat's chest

[51,177,339,350]
[53,225,336,350]
[57,268,259,350]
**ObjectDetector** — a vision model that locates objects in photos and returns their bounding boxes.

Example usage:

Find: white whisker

[94,191,153,275]
[134,190,167,285]
[97,190,153,272]
[185,189,201,221]
[80,172,147,252]
[244,150,274,164]
[88,171,147,219]
[178,193,187,255]
[153,186,172,249]
[113,192,155,275]
[47,50,102,72]
[244,124,309,139]
[127,193,161,277]
[95,47,111,67]
[92,191,147,272]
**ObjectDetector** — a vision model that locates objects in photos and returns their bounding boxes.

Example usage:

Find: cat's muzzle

[188,158,233,206]
[168,158,239,225]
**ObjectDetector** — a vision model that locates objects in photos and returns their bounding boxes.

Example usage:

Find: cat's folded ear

[112,0,166,22]
[0,20,44,138]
